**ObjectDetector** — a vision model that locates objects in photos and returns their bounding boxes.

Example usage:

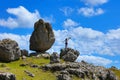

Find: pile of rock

[0,39,21,62]
[42,61,117,80]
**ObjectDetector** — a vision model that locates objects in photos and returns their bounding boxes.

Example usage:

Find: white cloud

[63,19,79,28]
[49,25,120,56]
[78,7,104,17]
[0,33,30,50]
[0,6,54,29]
[77,55,112,66]
[81,0,108,6]
[60,7,74,16]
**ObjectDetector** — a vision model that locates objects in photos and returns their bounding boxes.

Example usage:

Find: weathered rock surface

[0,39,21,62]
[21,49,28,57]
[30,19,55,52]
[0,72,16,80]
[57,71,71,80]
[60,48,80,62]
[50,52,60,64]
[42,61,117,80]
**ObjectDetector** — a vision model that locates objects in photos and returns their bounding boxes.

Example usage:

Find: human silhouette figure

[65,37,71,49]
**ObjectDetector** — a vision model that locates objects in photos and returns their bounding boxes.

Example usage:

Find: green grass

[0,57,56,80]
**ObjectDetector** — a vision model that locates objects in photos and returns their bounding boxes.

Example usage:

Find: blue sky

[0,0,120,68]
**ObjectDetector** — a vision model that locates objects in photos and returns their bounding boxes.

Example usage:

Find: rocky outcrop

[21,49,28,57]
[30,19,55,52]
[60,48,80,62]
[42,61,117,80]
[50,52,60,64]
[0,39,21,62]
[57,71,71,80]
[0,72,16,80]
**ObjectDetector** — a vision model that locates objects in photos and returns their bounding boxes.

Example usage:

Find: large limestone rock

[0,39,21,62]
[30,19,55,52]
[60,48,80,62]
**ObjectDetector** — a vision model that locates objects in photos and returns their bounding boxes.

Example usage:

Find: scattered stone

[0,72,16,80]
[21,49,28,57]
[30,64,39,68]
[50,52,60,64]
[29,19,55,52]
[60,48,80,62]
[20,63,28,67]
[41,53,50,59]
[0,39,21,62]
[29,52,50,59]
[24,70,35,77]
[21,56,27,60]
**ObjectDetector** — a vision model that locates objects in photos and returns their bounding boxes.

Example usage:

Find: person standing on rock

[65,37,71,49]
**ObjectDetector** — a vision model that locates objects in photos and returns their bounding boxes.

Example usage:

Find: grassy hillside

[0,56,120,80]
[0,57,56,80]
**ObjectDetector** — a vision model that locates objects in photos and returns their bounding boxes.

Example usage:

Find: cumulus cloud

[77,55,112,66]
[78,7,104,17]
[63,19,79,28]
[0,6,54,29]
[79,0,108,17]
[0,33,30,50]
[81,0,108,6]
[60,7,74,16]
[50,21,120,56]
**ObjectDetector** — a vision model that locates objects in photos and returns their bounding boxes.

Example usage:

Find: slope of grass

[0,57,56,80]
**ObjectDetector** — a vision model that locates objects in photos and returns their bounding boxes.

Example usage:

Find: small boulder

[0,72,16,80]
[24,70,35,77]
[21,49,28,57]
[60,48,80,62]
[0,39,21,62]
[50,52,60,64]
[29,19,55,52]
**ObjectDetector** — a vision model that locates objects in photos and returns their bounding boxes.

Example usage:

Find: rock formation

[0,39,21,62]
[42,61,117,80]
[0,72,16,80]
[60,48,80,62]
[50,52,60,64]
[30,19,55,52]
[21,49,28,57]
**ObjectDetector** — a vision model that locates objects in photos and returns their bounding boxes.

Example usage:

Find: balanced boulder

[30,19,55,52]
[0,39,21,62]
